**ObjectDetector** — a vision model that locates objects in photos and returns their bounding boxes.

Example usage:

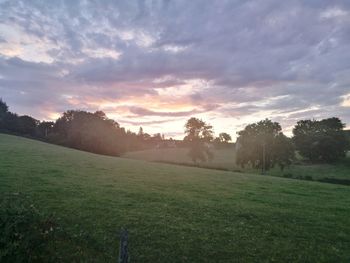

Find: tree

[52,110,127,156]
[17,115,39,136]
[236,119,295,173]
[0,99,10,130]
[0,98,9,117]
[0,112,18,132]
[37,121,54,138]
[0,99,19,133]
[151,133,162,143]
[0,99,148,153]
[184,117,214,163]
[219,132,232,143]
[272,133,295,171]
[292,117,349,162]
[138,127,144,138]
[213,132,232,148]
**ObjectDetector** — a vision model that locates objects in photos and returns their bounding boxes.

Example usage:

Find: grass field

[1,134,350,262]
[124,147,350,182]
[124,147,238,171]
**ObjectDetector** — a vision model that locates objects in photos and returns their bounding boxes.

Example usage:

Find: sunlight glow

[341,94,350,107]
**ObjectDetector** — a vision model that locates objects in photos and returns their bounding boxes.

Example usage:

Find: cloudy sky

[0,0,349,139]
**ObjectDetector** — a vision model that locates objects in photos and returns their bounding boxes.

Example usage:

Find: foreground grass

[1,134,350,262]
[124,148,350,182]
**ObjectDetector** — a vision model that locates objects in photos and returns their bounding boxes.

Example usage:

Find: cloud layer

[0,0,349,138]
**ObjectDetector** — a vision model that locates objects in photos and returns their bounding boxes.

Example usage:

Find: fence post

[119,228,129,263]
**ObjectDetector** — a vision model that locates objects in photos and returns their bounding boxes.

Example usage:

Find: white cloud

[341,94,350,107]
[320,7,347,19]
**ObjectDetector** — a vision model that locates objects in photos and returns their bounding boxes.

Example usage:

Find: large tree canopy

[292,117,349,162]
[236,119,295,173]
[0,99,39,136]
[52,110,127,156]
[184,117,214,163]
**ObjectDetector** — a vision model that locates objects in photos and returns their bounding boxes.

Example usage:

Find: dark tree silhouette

[0,112,18,132]
[236,119,295,173]
[51,110,127,156]
[0,99,166,155]
[17,116,39,136]
[0,98,9,117]
[37,121,54,138]
[184,117,214,163]
[293,117,349,162]
[0,99,10,130]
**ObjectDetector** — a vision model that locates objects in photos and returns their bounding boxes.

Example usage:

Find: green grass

[1,133,350,262]
[268,159,350,181]
[124,147,350,182]
[124,147,237,171]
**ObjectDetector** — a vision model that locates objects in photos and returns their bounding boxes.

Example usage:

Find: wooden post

[119,228,129,263]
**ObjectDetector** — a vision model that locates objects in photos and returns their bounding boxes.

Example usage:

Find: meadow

[1,134,350,262]
[124,147,350,183]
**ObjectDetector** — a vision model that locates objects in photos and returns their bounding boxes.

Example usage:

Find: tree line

[184,116,349,173]
[1,98,349,171]
[0,99,167,156]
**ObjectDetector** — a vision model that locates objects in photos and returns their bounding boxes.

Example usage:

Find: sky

[0,0,350,140]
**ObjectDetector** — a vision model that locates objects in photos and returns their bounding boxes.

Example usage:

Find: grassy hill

[1,134,350,262]
[124,147,238,171]
[124,147,350,183]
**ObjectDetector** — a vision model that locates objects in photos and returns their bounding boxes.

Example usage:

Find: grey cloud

[128,106,200,117]
[0,0,349,128]
[119,118,175,126]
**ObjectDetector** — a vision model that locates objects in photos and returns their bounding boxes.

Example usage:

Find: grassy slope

[124,148,350,181]
[124,147,238,170]
[1,134,350,262]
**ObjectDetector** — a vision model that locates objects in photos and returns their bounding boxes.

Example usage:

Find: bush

[303,175,313,181]
[283,173,293,178]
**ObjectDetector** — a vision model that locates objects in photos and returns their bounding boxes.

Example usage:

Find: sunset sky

[1,0,350,139]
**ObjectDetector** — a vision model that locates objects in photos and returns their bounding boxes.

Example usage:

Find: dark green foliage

[0,100,39,136]
[273,133,295,171]
[52,110,127,156]
[0,194,58,262]
[17,115,39,136]
[0,112,19,131]
[37,121,54,138]
[184,117,214,163]
[236,119,295,172]
[0,113,39,136]
[0,98,9,117]
[293,117,349,162]
[0,193,109,262]
[345,130,350,143]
